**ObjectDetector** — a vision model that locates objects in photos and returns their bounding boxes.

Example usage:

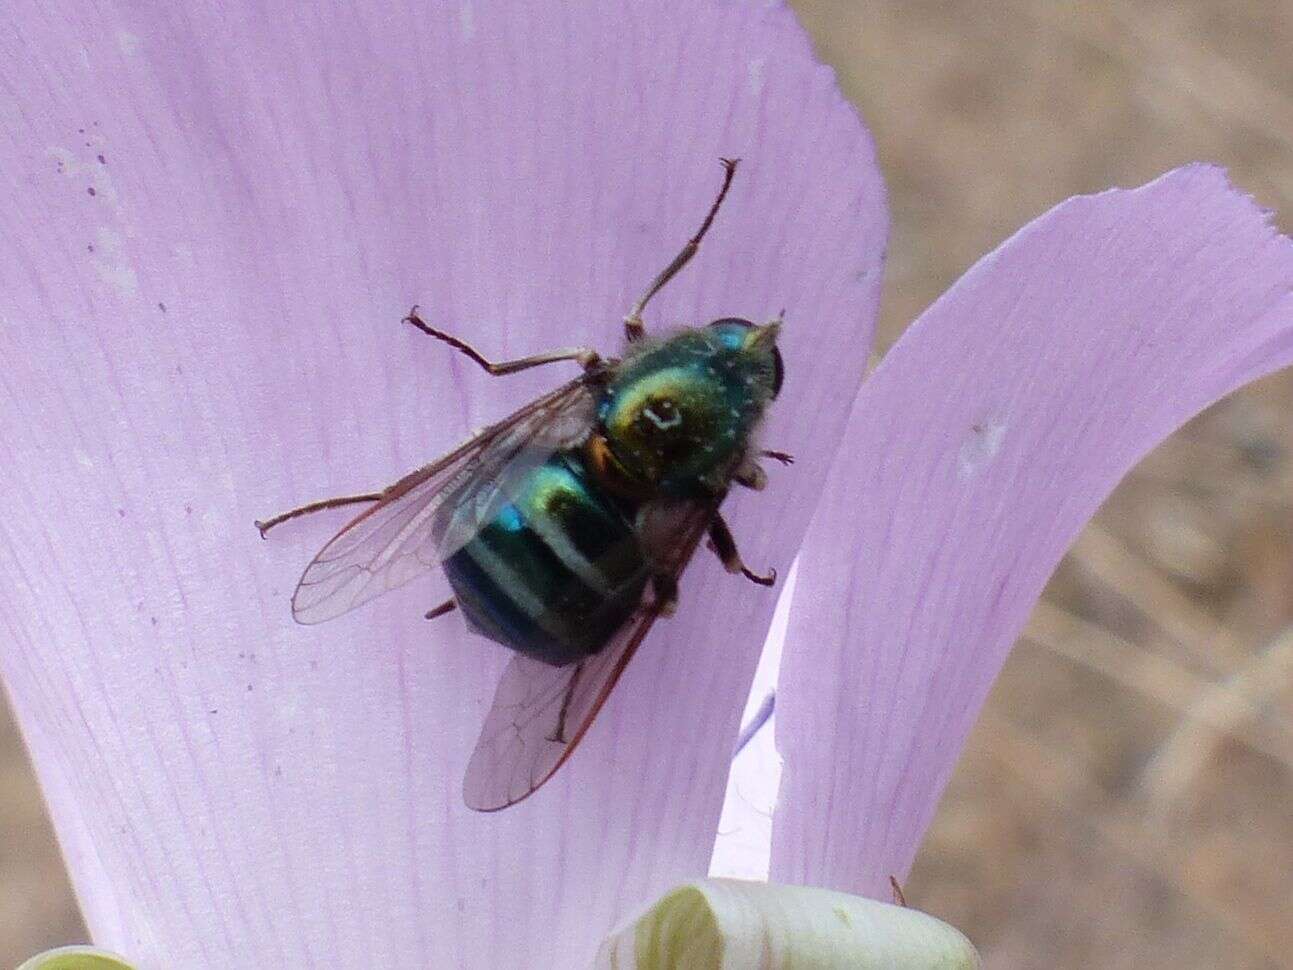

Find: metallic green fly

[259,159,789,810]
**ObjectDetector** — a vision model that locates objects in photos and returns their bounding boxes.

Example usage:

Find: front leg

[708,515,775,586]
[734,450,794,491]
[623,158,740,343]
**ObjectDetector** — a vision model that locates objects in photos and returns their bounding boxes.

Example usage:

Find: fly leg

[549,662,585,744]
[889,876,908,908]
[256,426,489,539]
[734,450,793,492]
[733,463,767,491]
[651,573,680,617]
[424,599,457,621]
[255,492,382,538]
[404,306,603,374]
[623,158,740,343]
[708,514,775,586]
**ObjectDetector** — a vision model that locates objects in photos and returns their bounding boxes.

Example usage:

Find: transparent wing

[463,498,721,812]
[291,379,595,624]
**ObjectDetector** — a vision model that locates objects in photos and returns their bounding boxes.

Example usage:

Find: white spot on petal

[52,138,135,299]
[116,29,141,57]
[90,227,138,298]
[458,1,475,41]
[172,244,197,275]
[50,145,124,220]
[274,694,301,726]
[747,57,766,95]
[957,419,1007,480]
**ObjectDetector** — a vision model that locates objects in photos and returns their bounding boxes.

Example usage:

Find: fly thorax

[594,322,781,497]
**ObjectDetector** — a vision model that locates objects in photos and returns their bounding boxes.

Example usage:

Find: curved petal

[0,1,885,967]
[771,166,1293,894]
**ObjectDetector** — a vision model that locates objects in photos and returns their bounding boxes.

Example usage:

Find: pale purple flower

[2,2,1290,969]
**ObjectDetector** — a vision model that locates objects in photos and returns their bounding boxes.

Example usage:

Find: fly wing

[291,379,595,624]
[463,497,721,811]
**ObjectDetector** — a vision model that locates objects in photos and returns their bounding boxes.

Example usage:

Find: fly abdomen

[441,450,648,666]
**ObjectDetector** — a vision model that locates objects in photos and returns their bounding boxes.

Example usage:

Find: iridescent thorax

[593,318,783,498]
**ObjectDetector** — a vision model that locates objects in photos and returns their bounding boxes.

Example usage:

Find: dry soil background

[3,2,1292,967]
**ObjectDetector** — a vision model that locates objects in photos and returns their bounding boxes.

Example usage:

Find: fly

[258,159,790,810]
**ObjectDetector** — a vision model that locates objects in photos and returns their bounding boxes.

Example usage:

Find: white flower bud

[595,878,980,970]
[16,946,137,970]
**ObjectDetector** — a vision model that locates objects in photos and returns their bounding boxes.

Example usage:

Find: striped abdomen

[440,449,648,666]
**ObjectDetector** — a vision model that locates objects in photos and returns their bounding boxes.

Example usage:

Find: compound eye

[706,317,782,397]
[706,317,757,351]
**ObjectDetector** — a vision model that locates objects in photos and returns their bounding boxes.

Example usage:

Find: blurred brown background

[4,1,1292,966]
